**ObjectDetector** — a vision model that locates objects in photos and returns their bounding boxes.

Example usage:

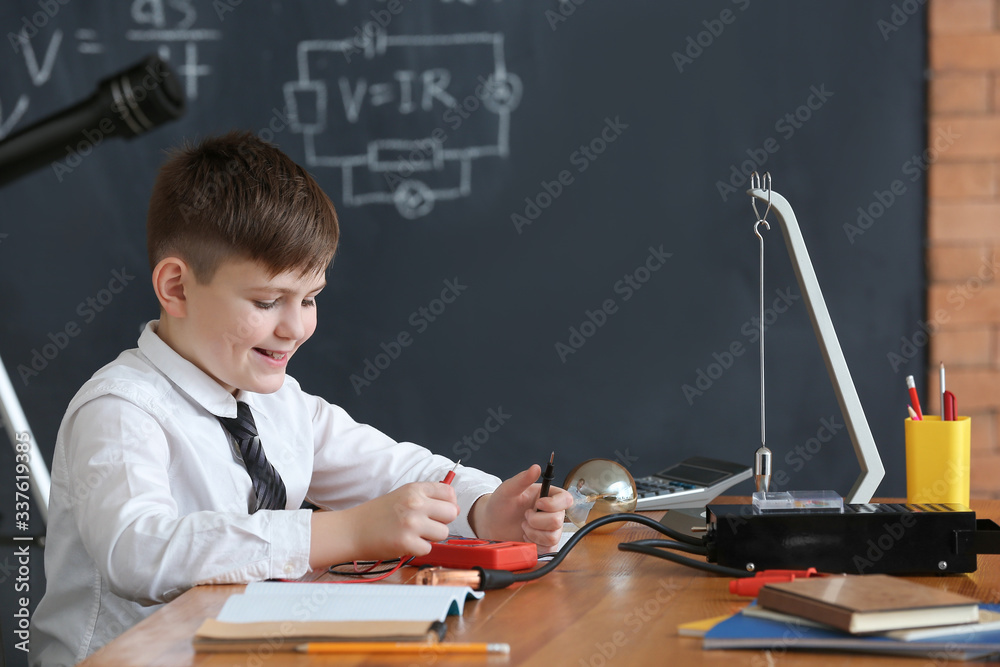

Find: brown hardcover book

[757,574,980,634]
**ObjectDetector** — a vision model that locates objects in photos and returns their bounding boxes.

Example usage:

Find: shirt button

[284,563,295,574]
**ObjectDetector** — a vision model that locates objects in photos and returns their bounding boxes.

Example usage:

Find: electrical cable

[332,557,411,583]
[621,538,706,556]
[617,540,752,578]
[353,560,383,574]
[325,557,415,580]
[324,512,750,589]
[431,512,753,590]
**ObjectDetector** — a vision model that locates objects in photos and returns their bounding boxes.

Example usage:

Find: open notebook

[194,582,484,652]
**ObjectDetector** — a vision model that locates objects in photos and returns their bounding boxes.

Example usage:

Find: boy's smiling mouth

[254,348,288,361]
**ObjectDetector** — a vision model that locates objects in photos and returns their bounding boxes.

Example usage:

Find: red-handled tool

[729,567,824,597]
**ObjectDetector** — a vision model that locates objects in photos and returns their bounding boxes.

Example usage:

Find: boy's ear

[152,257,191,318]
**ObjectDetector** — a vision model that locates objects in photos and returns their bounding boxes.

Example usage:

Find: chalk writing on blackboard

[283,27,521,219]
[1,0,220,142]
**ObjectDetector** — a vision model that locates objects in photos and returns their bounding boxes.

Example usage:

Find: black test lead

[538,452,555,508]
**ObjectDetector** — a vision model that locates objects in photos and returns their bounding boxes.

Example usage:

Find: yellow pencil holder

[904,416,971,508]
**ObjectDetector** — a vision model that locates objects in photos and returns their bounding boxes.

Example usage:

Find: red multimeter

[408,537,538,571]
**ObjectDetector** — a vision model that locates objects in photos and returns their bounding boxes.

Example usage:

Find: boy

[30,131,572,666]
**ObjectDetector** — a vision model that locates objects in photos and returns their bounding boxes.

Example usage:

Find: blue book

[703,603,1000,661]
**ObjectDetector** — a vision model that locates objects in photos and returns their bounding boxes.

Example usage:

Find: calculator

[634,456,752,510]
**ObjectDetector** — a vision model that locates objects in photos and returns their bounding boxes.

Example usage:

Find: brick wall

[929,0,1000,498]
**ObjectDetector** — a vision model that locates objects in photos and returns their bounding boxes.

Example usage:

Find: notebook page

[217,583,483,623]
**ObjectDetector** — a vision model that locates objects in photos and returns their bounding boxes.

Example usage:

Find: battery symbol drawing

[283,28,522,219]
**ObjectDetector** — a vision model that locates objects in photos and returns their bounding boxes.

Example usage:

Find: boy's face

[167,258,326,395]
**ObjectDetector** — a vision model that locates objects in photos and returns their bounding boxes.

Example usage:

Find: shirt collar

[137,320,255,419]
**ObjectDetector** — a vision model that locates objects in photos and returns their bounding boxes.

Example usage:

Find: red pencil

[906,375,923,420]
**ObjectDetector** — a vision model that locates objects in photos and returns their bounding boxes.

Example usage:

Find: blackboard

[0,0,929,498]
[0,4,925,655]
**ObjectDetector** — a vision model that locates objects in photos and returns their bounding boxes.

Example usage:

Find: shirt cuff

[452,482,500,537]
[267,508,313,579]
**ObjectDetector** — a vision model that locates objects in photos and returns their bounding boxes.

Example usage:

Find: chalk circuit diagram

[282,28,521,219]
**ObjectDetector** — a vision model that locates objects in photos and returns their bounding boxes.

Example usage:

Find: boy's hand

[361,482,459,557]
[470,464,573,552]
[310,482,458,568]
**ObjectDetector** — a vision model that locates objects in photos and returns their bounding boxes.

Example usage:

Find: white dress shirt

[30,321,500,666]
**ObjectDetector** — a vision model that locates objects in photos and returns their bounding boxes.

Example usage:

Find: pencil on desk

[296,641,510,654]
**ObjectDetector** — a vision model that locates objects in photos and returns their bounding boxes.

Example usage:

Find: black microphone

[0,54,185,187]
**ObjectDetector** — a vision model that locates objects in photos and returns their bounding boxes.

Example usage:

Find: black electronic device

[705,502,1000,575]
[634,456,752,511]
[657,506,710,542]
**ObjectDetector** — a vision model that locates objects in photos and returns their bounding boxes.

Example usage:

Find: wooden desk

[80,500,1000,666]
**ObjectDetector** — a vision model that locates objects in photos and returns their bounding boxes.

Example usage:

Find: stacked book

[694,574,1000,660]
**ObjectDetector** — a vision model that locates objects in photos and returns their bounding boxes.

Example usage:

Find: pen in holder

[904,416,971,508]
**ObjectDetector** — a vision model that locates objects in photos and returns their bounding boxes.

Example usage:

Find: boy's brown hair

[146,130,339,282]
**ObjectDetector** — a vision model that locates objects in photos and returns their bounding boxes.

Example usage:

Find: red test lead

[441,459,461,485]
[906,375,923,421]
[339,459,462,584]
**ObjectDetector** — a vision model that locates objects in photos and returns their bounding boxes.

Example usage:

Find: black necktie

[218,401,287,513]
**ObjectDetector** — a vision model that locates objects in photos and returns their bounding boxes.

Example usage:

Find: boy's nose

[276,308,306,340]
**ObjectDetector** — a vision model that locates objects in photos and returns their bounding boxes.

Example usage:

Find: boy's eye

[254,298,316,309]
